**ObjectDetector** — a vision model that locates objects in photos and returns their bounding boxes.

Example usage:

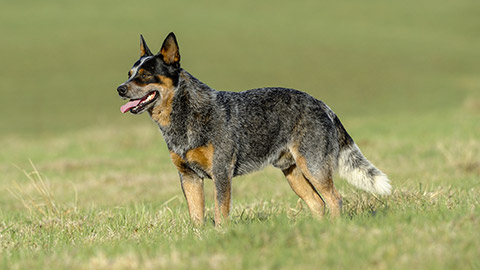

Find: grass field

[1,0,480,269]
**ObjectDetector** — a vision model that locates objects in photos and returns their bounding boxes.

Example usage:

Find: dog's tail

[333,115,391,195]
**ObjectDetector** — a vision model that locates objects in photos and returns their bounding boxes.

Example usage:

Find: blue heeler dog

[117,32,391,225]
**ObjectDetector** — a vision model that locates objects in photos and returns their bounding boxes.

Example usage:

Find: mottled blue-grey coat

[117,32,391,225]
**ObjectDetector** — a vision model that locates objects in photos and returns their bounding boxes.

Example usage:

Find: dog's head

[117,32,180,114]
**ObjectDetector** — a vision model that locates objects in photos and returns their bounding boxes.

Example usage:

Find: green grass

[1,0,480,269]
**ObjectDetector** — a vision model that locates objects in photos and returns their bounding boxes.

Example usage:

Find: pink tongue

[120,99,142,113]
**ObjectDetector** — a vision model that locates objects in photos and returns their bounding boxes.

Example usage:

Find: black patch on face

[133,73,157,86]
[131,56,180,86]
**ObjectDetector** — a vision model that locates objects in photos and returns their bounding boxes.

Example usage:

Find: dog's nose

[117,85,127,95]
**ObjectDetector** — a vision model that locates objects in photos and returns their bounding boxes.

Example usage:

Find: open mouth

[120,91,159,114]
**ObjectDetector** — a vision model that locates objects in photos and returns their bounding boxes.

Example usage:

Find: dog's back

[215,87,338,176]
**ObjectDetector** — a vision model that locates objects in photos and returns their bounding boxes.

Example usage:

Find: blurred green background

[1,1,480,268]
[2,0,479,136]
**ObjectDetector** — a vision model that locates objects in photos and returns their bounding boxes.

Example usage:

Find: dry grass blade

[8,160,78,221]
[161,195,180,207]
[0,224,14,235]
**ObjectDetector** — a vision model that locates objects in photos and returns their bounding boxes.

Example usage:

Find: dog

[117,32,391,225]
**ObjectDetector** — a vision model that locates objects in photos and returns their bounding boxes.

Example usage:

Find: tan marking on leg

[316,178,342,218]
[186,143,214,174]
[181,173,205,226]
[289,144,342,217]
[213,181,231,226]
[213,156,235,226]
[283,165,325,218]
[171,151,205,225]
[149,76,175,126]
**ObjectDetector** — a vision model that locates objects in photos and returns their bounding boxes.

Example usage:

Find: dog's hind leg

[282,165,326,218]
[309,176,342,217]
[289,146,343,217]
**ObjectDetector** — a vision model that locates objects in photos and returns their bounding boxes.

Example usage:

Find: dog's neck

[149,69,217,131]
[176,69,217,110]
[179,69,215,94]
[149,70,218,154]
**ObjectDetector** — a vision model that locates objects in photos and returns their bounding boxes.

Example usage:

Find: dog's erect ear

[140,34,153,57]
[158,32,180,66]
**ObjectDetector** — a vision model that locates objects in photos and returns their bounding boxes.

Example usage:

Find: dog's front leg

[179,172,205,226]
[212,171,232,226]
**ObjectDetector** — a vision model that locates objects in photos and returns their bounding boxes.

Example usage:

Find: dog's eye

[141,74,147,79]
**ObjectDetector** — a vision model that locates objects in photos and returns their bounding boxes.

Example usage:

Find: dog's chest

[169,143,214,179]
